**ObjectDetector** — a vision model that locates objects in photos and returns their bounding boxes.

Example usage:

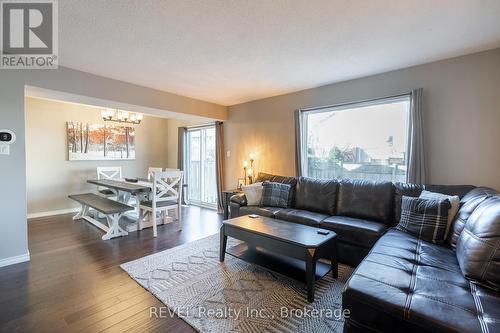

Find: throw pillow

[419,190,460,239]
[260,181,291,208]
[241,182,263,206]
[396,196,451,243]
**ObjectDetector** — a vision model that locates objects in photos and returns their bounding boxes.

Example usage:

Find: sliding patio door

[186,125,217,208]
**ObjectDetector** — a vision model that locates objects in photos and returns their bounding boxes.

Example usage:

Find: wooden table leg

[134,193,142,225]
[305,250,316,302]
[219,225,227,262]
[73,204,88,220]
[223,193,230,220]
[331,238,338,279]
[102,213,128,240]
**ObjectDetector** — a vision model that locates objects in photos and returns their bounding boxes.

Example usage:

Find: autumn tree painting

[67,122,136,160]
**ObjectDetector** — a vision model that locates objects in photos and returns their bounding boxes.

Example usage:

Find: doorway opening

[185,125,217,209]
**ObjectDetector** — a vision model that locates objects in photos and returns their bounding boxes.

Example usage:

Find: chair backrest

[152,170,184,205]
[148,167,163,181]
[97,166,122,180]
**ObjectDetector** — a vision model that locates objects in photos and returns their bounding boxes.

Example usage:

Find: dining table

[87,178,152,230]
[86,178,188,232]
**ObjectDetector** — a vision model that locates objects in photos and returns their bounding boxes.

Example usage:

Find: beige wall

[26,97,171,215]
[225,48,500,191]
[166,118,207,168]
[1,66,225,264]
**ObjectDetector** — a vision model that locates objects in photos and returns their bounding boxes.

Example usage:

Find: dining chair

[147,167,163,181]
[164,168,185,204]
[96,166,122,197]
[139,170,183,237]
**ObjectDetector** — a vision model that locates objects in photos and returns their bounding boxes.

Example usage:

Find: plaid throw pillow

[396,196,451,244]
[260,181,291,208]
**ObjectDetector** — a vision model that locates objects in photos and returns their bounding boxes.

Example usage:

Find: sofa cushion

[419,190,460,239]
[241,182,263,206]
[294,177,338,215]
[337,179,394,224]
[256,172,297,186]
[393,182,424,225]
[424,184,476,198]
[256,172,297,207]
[449,187,498,249]
[275,209,329,227]
[239,206,282,218]
[393,183,476,226]
[260,181,291,208]
[396,196,451,244]
[320,216,387,249]
[456,195,500,289]
[343,229,500,333]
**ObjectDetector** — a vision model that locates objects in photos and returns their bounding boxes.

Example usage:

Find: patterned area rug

[121,234,353,333]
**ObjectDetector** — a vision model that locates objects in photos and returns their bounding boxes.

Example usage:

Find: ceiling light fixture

[101,109,143,125]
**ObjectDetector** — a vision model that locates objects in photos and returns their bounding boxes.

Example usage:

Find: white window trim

[297,93,412,180]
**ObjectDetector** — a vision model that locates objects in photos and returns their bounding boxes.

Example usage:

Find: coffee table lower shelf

[226,242,333,283]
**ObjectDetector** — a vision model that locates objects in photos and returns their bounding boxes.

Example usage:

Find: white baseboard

[0,251,30,268]
[28,208,80,219]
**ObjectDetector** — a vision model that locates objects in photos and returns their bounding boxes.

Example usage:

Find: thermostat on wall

[0,130,16,155]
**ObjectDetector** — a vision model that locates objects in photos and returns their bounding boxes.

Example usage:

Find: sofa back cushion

[424,184,476,198]
[337,179,394,224]
[256,172,297,185]
[294,177,338,215]
[256,172,297,206]
[456,195,500,288]
[449,187,498,249]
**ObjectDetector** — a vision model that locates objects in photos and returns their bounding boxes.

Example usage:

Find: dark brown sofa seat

[275,209,330,227]
[343,188,500,333]
[321,217,386,248]
[239,205,283,218]
[343,228,500,333]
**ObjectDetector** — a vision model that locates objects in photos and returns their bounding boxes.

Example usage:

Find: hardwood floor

[0,206,223,333]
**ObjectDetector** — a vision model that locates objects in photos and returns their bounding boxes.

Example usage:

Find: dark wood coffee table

[219,215,338,302]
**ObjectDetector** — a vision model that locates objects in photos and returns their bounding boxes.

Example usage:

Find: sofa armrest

[230,192,247,206]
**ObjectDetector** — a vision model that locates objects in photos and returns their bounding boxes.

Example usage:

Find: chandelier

[101,109,143,125]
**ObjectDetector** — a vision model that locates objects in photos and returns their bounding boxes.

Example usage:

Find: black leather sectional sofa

[229,172,500,333]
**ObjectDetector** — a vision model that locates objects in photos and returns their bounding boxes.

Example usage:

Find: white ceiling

[59,0,500,106]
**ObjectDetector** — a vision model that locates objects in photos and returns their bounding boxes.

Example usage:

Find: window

[298,95,410,182]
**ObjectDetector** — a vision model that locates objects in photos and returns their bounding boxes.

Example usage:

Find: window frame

[296,93,412,181]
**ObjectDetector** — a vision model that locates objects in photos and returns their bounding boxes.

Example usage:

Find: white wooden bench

[69,193,134,240]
